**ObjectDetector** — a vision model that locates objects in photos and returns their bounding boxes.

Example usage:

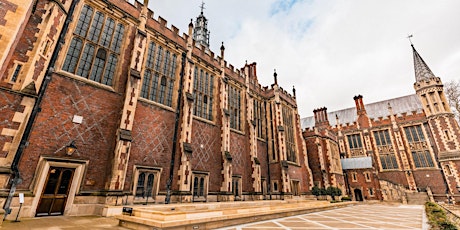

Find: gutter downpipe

[3,0,80,219]
[165,52,187,204]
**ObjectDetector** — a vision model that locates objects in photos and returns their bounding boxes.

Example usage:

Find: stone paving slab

[2,215,128,230]
[218,204,429,230]
[2,204,428,230]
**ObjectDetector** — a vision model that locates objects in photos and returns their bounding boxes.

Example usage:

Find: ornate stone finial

[220,42,225,59]
[407,34,413,45]
[292,85,296,98]
[220,42,225,51]
[273,69,278,85]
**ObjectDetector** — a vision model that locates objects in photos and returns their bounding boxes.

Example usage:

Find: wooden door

[36,167,75,216]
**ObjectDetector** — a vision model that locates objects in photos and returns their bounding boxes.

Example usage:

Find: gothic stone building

[0,0,313,219]
[302,45,460,203]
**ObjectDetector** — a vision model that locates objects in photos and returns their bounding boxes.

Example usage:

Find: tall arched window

[140,42,177,107]
[193,67,214,121]
[62,4,124,86]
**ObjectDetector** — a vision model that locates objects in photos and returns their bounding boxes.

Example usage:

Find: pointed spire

[412,44,436,82]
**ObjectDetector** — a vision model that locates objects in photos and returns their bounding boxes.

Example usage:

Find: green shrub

[341,196,352,201]
[311,186,321,196]
[425,202,458,230]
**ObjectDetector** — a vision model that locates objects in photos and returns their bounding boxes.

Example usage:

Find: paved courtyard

[218,204,428,230]
[3,204,428,230]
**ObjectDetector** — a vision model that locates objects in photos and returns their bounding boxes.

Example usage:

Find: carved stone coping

[137,29,147,37]
[185,92,194,101]
[119,129,133,141]
[223,109,230,116]
[281,160,289,168]
[130,69,141,79]
[183,142,193,154]
[224,151,232,161]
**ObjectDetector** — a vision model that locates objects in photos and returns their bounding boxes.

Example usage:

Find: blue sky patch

[270,0,302,15]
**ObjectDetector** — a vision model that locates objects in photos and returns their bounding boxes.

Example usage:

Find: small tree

[311,186,321,197]
[326,186,342,201]
[320,187,327,196]
[445,79,460,122]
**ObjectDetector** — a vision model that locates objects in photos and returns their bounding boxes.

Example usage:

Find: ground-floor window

[272,181,279,192]
[291,180,300,196]
[351,172,358,182]
[232,176,242,199]
[368,188,374,197]
[192,172,208,202]
[134,167,161,203]
[261,178,267,195]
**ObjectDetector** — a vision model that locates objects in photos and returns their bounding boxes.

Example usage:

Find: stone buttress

[108,1,148,190]
[271,73,291,194]
[175,21,196,202]
[218,43,233,201]
[244,63,261,194]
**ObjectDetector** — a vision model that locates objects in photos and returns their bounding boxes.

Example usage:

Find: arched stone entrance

[354,188,363,201]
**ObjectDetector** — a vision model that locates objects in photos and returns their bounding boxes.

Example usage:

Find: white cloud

[148,0,460,117]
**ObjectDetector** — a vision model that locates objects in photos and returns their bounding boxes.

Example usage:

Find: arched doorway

[354,188,363,201]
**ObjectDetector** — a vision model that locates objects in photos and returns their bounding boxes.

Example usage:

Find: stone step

[116,200,356,229]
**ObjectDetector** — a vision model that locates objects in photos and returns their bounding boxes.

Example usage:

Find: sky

[142,0,460,117]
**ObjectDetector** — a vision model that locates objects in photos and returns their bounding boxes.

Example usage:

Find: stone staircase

[116,199,356,229]
[406,192,429,205]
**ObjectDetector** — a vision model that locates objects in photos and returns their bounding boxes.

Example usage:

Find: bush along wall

[425,202,458,230]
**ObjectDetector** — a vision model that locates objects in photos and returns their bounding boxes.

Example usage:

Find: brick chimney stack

[313,107,329,127]
[353,95,366,115]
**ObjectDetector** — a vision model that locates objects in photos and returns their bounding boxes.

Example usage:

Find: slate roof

[301,94,424,129]
[341,157,373,170]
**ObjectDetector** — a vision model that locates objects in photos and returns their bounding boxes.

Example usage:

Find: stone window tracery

[134,168,160,202]
[62,4,124,86]
[253,99,265,139]
[193,67,214,121]
[404,125,435,168]
[192,173,208,201]
[140,42,177,107]
[282,105,297,163]
[229,84,242,130]
[374,129,398,170]
[346,133,365,157]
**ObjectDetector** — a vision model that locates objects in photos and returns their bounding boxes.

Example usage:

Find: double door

[36,167,75,216]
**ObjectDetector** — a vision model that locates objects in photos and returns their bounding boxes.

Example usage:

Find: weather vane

[407,34,413,45]
[200,1,205,14]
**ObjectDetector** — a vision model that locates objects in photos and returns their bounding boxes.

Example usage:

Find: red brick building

[302,45,460,203]
[0,0,312,219]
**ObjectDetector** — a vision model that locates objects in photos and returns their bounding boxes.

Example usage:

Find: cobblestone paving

[219,204,428,230]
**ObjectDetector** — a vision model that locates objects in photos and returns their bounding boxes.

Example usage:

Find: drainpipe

[264,101,272,200]
[3,0,80,219]
[165,52,187,204]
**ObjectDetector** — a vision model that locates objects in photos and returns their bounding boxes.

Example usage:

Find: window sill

[193,115,216,126]
[55,70,117,93]
[138,97,175,113]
